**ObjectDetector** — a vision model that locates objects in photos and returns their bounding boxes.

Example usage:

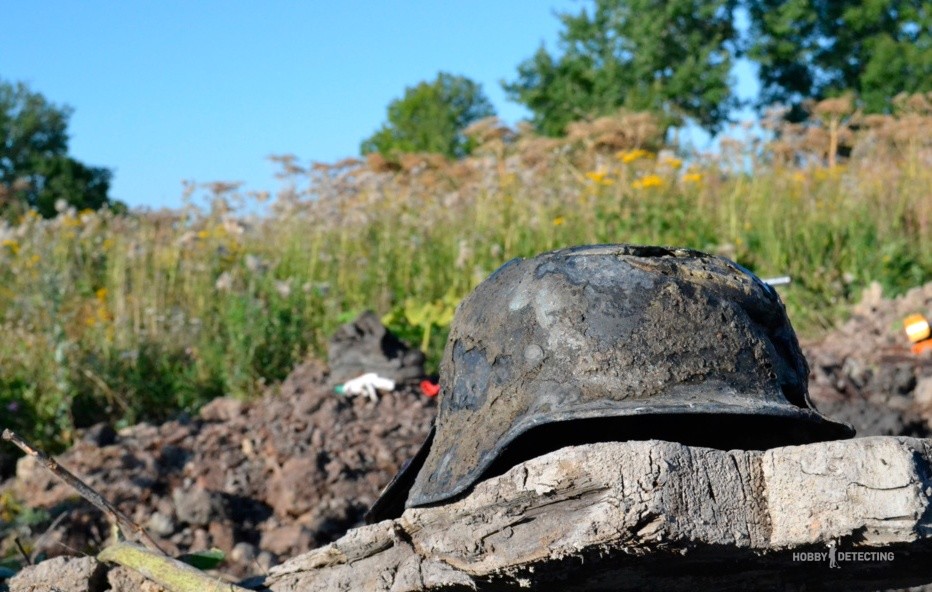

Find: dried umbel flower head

[809,95,855,119]
[464,116,516,157]
[268,154,306,178]
[516,135,565,169]
[894,92,932,115]
[365,152,401,173]
[463,116,514,145]
[566,109,663,156]
[397,152,448,174]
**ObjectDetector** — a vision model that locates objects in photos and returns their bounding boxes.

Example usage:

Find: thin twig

[81,368,128,413]
[1,428,167,555]
[29,511,68,564]
[13,536,31,566]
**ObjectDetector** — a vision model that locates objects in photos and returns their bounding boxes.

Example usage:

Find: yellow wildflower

[632,175,664,190]
[617,149,651,164]
[62,215,82,228]
[553,216,566,226]
[683,172,703,184]
[96,288,108,302]
[197,230,210,239]
[813,165,844,182]
[17,210,39,224]
[585,170,614,185]
[2,239,20,255]
[661,156,683,169]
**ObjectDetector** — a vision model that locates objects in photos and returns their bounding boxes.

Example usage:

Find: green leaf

[177,547,226,570]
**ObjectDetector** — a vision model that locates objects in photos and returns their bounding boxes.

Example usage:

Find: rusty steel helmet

[367,244,854,522]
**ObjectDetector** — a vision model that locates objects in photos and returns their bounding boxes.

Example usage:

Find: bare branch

[1,428,167,555]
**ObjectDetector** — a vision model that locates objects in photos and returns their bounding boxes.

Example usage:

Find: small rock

[230,541,258,565]
[9,556,106,592]
[191,528,210,551]
[172,486,218,526]
[158,445,190,472]
[146,511,176,537]
[256,551,277,572]
[260,524,313,556]
[880,362,918,395]
[915,376,932,407]
[199,398,243,422]
[14,455,37,482]
[108,565,169,592]
[208,520,235,551]
[267,457,318,517]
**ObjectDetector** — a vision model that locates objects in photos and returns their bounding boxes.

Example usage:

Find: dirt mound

[1,356,435,577]
[804,281,932,437]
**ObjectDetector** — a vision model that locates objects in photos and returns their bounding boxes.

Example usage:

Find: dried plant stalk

[1,428,167,555]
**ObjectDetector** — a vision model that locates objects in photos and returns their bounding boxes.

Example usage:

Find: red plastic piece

[420,380,440,397]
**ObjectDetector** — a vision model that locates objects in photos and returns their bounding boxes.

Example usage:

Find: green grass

[0,108,929,451]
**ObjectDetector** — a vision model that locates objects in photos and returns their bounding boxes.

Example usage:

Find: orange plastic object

[904,313,931,343]
[912,340,932,355]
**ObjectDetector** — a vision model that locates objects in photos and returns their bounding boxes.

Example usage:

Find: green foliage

[746,0,932,117]
[382,290,460,370]
[361,72,495,158]
[0,79,118,219]
[503,0,739,136]
[29,155,113,218]
[178,548,226,570]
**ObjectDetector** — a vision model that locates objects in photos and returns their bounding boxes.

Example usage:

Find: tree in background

[503,0,739,137]
[361,72,496,159]
[0,79,117,219]
[747,0,932,118]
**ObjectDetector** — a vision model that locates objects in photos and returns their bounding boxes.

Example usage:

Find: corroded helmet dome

[368,244,854,522]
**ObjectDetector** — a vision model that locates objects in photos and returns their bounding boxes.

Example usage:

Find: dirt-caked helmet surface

[368,244,854,522]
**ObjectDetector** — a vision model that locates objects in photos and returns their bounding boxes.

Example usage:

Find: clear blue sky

[1,1,756,209]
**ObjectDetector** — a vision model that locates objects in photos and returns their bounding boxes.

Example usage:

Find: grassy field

[0,99,929,450]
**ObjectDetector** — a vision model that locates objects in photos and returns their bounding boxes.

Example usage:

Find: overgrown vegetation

[0,96,929,451]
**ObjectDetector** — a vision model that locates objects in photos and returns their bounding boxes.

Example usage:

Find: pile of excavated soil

[804,282,932,437]
[0,357,436,577]
[1,284,930,582]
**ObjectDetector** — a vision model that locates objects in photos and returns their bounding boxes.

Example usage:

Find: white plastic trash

[335,373,396,402]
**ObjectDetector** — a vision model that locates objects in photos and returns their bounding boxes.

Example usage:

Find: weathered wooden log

[267,437,932,591]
